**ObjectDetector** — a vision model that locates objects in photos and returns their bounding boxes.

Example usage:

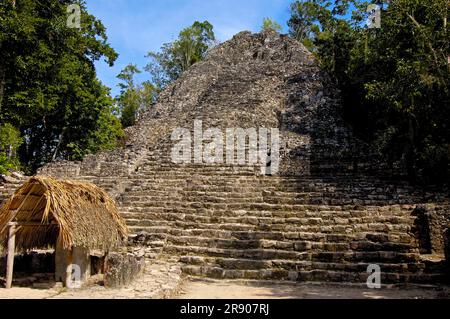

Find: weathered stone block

[104,252,145,289]
[413,205,450,254]
[294,241,312,251]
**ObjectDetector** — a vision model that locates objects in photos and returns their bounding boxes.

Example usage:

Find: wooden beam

[5,223,16,289]
[0,190,37,235]
[11,194,42,200]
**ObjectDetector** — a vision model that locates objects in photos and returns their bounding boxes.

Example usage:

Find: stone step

[120,195,265,203]
[121,173,405,182]
[120,179,424,189]
[120,204,411,213]
[126,173,414,185]
[164,244,420,263]
[123,178,417,189]
[119,188,424,204]
[122,214,414,230]
[119,208,412,220]
[180,264,446,283]
[132,229,412,244]
[126,218,412,235]
[126,210,411,219]
[178,256,427,273]
[126,226,416,252]
[161,235,413,252]
[123,198,420,206]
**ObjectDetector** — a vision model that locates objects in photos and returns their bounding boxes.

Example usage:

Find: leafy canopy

[262,18,282,32]
[0,123,22,174]
[146,21,216,90]
[0,0,123,172]
[116,64,156,128]
[288,0,450,184]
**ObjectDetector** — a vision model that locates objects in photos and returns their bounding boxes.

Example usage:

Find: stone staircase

[3,156,447,284]
[107,150,448,284]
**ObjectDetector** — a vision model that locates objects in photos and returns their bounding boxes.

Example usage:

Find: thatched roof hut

[0,176,128,253]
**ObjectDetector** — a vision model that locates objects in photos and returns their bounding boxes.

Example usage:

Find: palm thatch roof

[0,176,128,252]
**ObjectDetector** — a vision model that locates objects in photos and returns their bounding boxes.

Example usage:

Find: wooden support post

[5,223,16,289]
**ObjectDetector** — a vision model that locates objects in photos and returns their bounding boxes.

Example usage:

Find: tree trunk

[405,117,418,183]
[7,144,12,159]
[52,132,64,161]
[6,223,16,289]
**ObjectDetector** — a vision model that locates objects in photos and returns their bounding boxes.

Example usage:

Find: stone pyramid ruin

[5,30,449,283]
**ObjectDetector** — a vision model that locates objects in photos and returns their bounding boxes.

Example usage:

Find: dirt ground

[0,287,59,299]
[176,278,450,299]
[1,277,450,299]
[0,260,183,299]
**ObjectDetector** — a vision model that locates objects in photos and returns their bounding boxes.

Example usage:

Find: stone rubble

[49,260,183,299]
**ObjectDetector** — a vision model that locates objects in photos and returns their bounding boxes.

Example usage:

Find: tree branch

[406,13,439,66]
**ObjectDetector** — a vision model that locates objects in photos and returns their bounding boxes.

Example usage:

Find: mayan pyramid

[34,30,449,283]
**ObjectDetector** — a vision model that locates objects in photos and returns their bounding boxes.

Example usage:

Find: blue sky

[85,0,293,97]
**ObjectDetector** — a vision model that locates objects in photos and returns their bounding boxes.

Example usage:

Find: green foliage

[0,0,123,172]
[117,64,142,128]
[356,0,450,183]
[116,64,157,128]
[288,0,357,52]
[0,123,22,174]
[0,153,16,175]
[262,18,282,32]
[288,0,450,184]
[0,123,22,150]
[145,21,216,90]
